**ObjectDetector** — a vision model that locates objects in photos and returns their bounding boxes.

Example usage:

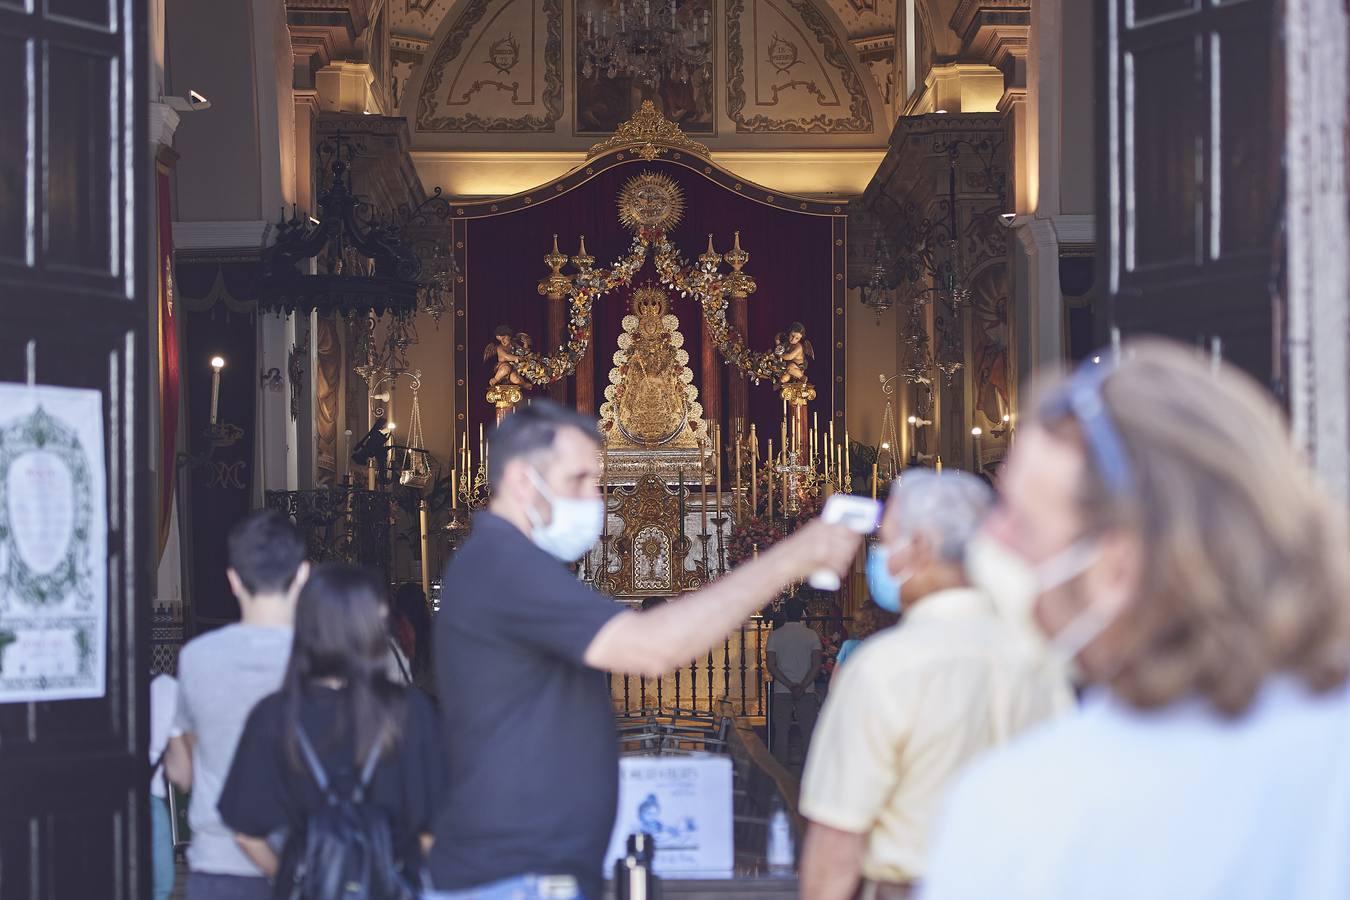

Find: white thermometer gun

[808,494,882,591]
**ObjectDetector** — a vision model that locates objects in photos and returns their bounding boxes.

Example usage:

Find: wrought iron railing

[264,485,393,580]
[608,616,840,719]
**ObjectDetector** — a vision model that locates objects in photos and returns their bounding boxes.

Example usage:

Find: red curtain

[463,159,835,446]
[156,168,179,558]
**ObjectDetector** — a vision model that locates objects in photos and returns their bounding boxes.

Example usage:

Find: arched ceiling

[388,0,901,143]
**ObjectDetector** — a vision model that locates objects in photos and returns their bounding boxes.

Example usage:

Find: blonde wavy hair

[1030,339,1350,716]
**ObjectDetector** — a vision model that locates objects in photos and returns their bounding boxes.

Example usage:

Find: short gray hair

[885,469,993,563]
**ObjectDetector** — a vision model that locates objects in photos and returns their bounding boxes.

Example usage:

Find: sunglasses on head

[1040,355,1136,499]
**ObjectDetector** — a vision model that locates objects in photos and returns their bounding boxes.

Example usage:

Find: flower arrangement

[515,236,652,385]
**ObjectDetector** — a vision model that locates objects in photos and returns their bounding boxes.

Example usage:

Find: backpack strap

[355,720,390,799]
[294,722,333,796]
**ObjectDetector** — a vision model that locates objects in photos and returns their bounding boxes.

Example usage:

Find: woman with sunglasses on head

[218,563,447,894]
[920,339,1350,900]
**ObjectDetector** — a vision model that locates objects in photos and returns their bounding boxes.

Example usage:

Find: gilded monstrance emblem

[617,171,685,234]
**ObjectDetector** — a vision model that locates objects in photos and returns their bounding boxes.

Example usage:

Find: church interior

[3,0,1350,895]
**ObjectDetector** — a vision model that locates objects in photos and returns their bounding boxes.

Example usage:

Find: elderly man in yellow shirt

[798,470,1073,900]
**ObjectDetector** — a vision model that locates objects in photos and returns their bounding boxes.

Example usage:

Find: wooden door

[1098,0,1281,384]
[0,0,150,896]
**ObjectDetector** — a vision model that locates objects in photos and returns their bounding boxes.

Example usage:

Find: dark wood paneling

[1099,0,1280,386]
[0,0,148,895]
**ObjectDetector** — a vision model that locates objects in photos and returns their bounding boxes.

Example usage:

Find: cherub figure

[774,321,814,384]
[483,325,525,386]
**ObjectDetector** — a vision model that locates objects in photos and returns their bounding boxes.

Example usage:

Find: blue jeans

[423,874,583,900]
[151,796,175,900]
[185,871,272,900]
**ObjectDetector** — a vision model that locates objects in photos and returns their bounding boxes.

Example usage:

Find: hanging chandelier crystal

[579,0,712,89]
[859,240,896,321]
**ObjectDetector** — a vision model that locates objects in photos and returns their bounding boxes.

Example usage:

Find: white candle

[209,356,225,425]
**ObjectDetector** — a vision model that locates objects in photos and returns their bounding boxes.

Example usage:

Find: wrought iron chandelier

[578,0,712,88]
[258,135,422,320]
[859,240,896,321]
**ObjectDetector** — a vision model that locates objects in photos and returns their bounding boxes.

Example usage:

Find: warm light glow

[881,442,891,450]
[971,427,983,437]
[385,422,396,432]
[907,415,917,424]
[1002,414,1011,423]
[210,356,225,371]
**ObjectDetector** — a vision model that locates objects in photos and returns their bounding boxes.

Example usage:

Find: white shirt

[766,621,822,693]
[921,677,1350,900]
[800,588,1074,883]
[149,673,178,799]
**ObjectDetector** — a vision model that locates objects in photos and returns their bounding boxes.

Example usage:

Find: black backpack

[275,723,417,900]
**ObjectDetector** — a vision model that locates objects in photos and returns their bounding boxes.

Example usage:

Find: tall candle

[600,442,609,537]
[750,426,758,514]
[766,440,774,520]
[871,463,878,499]
[700,455,709,535]
[678,469,686,538]
[209,357,224,426]
[451,468,458,510]
[936,456,943,474]
[714,425,723,519]
[844,431,852,489]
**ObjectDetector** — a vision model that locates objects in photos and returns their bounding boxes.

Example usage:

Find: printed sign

[0,383,107,702]
[605,754,734,879]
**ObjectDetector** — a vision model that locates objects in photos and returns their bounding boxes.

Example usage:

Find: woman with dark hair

[218,563,446,887]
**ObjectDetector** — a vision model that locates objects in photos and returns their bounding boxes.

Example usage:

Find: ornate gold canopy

[586,100,712,161]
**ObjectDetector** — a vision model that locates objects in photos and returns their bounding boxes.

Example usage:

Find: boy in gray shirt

[165,511,308,900]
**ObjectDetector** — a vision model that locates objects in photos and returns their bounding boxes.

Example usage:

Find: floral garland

[510,230,783,387]
[651,237,787,384]
[514,236,651,385]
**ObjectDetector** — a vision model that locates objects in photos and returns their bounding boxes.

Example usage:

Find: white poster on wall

[0,383,107,703]
[605,754,735,880]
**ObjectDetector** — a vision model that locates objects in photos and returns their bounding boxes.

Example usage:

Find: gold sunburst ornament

[617,171,685,236]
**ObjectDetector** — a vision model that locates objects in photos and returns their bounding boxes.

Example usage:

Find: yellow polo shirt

[799,588,1074,884]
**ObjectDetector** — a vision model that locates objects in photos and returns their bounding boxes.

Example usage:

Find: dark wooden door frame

[0,0,150,897]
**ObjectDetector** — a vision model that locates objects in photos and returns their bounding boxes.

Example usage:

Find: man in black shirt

[426,401,861,900]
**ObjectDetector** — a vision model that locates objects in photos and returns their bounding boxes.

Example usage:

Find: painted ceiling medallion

[617,171,686,233]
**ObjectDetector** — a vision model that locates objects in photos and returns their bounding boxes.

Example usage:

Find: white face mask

[965,532,1106,666]
[525,467,605,563]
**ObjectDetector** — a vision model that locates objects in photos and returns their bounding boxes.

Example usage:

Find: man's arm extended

[800,821,867,900]
[585,519,861,677]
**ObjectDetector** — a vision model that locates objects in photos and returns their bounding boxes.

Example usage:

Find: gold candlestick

[451,468,458,510]
[871,463,879,499]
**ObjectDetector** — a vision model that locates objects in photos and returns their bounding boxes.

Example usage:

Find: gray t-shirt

[174,623,292,875]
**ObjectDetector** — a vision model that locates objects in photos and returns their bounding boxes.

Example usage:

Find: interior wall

[1059,0,1094,216]
[167,0,263,221]
[393,313,458,488]
[845,288,899,449]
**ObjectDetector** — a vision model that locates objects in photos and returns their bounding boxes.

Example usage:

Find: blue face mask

[867,544,910,613]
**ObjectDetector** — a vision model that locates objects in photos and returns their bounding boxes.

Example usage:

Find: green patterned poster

[0,383,106,703]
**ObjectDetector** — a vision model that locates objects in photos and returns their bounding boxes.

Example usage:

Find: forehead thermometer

[808,494,882,591]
